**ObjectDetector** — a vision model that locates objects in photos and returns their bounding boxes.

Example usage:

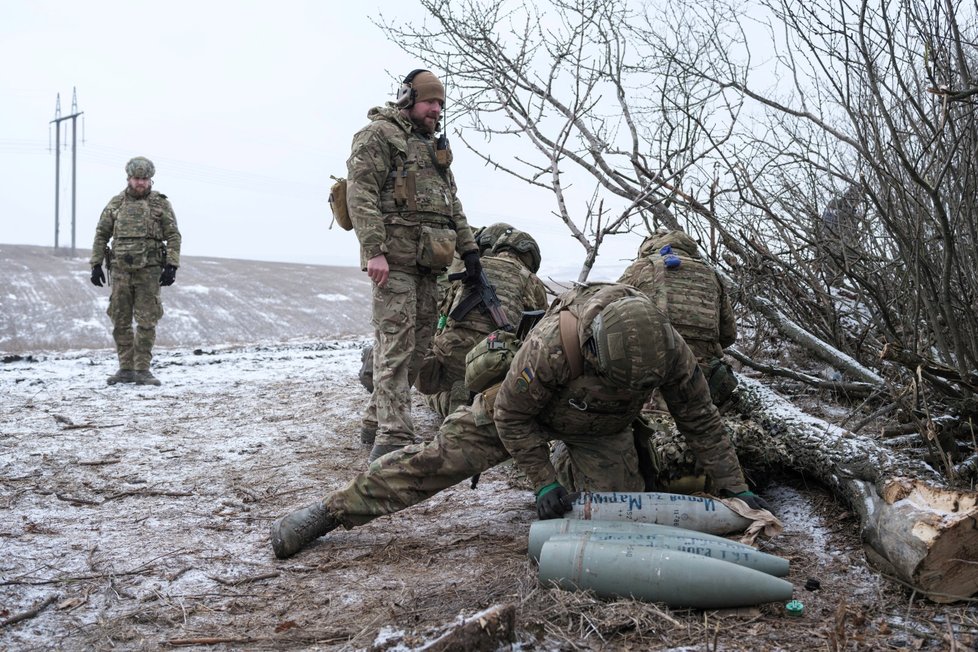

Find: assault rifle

[447,269,513,332]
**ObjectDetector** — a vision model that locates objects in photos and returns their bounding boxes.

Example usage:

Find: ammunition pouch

[464,329,520,393]
[417,225,456,270]
[392,166,417,210]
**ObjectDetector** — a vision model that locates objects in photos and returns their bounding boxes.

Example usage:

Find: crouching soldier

[270,283,762,559]
[416,226,548,418]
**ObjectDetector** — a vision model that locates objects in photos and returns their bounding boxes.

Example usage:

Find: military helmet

[125,156,155,179]
[473,222,515,254]
[589,296,674,391]
[638,228,699,258]
[491,227,542,273]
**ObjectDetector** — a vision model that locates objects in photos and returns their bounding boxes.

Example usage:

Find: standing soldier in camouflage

[271,283,763,559]
[348,69,482,462]
[417,226,549,418]
[357,222,519,438]
[618,229,739,406]
[90,157,180,386]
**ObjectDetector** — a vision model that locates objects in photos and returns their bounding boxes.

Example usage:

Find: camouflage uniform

[90,186,180,373]
[348,104,478,447]
[618,230,738,407]
[618,230,736,362]
[321,283,748,528]
[417,247,548,418]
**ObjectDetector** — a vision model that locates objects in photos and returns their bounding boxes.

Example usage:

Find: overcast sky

[0,0,636,280]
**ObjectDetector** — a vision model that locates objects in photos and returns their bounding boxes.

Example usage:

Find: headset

[395,69,430,109]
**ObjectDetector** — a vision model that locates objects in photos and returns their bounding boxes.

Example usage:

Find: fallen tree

[645,376,978,603]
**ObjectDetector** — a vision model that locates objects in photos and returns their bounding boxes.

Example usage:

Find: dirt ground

[2,341,977,651]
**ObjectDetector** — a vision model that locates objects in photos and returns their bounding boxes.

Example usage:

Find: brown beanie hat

[411,71,445,105]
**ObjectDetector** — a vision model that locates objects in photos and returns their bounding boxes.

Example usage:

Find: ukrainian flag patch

[515,366,535,392]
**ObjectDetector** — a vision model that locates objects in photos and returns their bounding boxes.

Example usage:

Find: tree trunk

[645,377,978,602]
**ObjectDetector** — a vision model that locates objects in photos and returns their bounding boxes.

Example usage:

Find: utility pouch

[706,357,739,407]
[476,382,503,421]
[433,134,453,170]
[417,225,456,269]
[328,176,354,231]
[392,167,417,211]
[465,329,520,393]
[435,147,453,168]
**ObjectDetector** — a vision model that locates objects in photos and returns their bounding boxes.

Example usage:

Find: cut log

[643,376,978,602]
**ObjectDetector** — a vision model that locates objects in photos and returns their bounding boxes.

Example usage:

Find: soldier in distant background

[618,229,738,407]
[417,226,549,418]
[348,69,481,462]
[90,156,180,386]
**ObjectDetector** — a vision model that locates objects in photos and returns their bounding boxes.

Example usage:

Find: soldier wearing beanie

[89,157,181,387]
[347,69,482,463]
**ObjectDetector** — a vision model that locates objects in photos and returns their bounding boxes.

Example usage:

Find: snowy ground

[1,340,541,649]
[2,245,976,650]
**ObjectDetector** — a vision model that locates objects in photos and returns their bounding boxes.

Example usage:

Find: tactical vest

[535,284,652,437]
[377,134,455,225]
[621,254,721,344]
[448,253,536,334]
[109,191,168,270]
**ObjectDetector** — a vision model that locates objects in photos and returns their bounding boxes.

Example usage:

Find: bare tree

[380,0,744,280]
[687,0,978,408]
[383,0,978,418]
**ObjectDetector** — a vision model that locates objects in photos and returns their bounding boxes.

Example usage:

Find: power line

[49,88,84,254]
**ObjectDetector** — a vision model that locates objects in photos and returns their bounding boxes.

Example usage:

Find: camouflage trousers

[107,266,163,370]
[415,325,480,395]
[325,403,643,528]
[366,270,438,446]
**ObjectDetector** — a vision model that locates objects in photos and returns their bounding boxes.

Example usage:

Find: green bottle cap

[785,600,804,617]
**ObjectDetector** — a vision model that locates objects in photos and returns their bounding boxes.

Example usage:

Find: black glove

[461,250,482,284]
[721,488,773,514]
[91,265,105,287]
[159,264,177,287]
[536,483,572,520]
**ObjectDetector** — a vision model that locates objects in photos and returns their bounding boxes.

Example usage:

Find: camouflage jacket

[346,105,477,272]
[618,237,735,361]
[90,188,181,270]
[490,283,748,494]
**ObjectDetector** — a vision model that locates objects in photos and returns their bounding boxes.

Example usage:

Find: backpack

[328,176,354,231]
[464,309,582,394]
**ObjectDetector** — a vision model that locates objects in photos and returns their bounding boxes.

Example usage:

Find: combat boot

[132,370,162,386]
[360,424,377,446]
[368,443,406,463]
[107,369,135,385]
[270,501,338,559]
[358,344,374,393]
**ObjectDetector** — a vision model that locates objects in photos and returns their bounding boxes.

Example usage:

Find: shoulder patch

[514,366,535,392]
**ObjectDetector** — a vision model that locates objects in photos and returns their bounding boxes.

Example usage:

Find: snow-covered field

[2,244,974,650]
